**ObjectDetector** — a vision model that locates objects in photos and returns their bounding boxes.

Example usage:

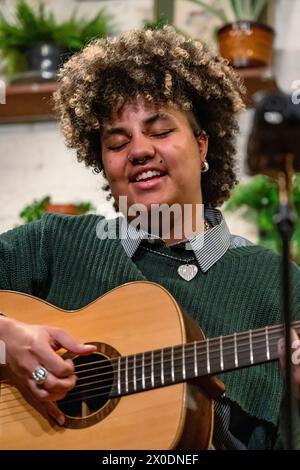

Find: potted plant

[19,196,95,223]
[225,175,300,265]
[0,0,111,78]
[144,15,169,31]
[190,0,274,68]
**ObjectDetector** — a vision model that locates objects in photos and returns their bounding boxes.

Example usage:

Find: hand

[0,316,96,425]
[278,328,300,399]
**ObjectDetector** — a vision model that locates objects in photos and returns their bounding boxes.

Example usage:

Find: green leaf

[252,0,268,22]
[225,175,300,265]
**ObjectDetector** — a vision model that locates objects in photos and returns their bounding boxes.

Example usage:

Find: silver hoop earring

[201,161,209,173]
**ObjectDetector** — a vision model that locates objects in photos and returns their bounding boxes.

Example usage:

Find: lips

[129,167,167,183]
[131,174,167,189]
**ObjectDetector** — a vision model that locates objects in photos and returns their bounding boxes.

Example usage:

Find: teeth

[135,170,162,182]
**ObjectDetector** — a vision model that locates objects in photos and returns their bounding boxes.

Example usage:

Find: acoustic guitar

[0,281,288,450]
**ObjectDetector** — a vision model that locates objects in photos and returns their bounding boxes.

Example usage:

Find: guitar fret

[125,355,129,393]
[151,350,154,387]
[161,349,164,385]
[220,336,224,371]
[234,332,238,368]
[249,329,254,364]
[206,338,210,374]
[171,347,175,382]
[266,326,270,360]
[142,352,145,390]
[117,356,121,395]
[194,341,198,377]
[182,344,186,380]
[133,355,137,392]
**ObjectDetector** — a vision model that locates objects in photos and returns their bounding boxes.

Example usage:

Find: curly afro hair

[54,26,245,207]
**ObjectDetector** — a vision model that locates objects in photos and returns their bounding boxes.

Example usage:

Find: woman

[1,26,300,449]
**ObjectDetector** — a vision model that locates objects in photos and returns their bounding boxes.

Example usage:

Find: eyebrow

[102,113,173,138]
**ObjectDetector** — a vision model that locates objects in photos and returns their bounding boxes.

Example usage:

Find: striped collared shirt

[120,207,252,271]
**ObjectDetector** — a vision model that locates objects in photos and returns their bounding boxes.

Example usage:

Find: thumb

[49,327,97,355]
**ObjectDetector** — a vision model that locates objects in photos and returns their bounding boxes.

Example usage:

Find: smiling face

[100,100,208,217]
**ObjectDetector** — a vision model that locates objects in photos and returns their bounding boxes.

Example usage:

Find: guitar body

[0,281,215,450]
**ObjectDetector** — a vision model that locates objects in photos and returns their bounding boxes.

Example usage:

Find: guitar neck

[110,321,300,398]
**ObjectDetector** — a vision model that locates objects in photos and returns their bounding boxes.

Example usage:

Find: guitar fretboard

[109,322,299,398]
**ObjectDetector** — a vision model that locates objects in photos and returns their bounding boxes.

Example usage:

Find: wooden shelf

[0,81,58,124]
[0,67,278,124]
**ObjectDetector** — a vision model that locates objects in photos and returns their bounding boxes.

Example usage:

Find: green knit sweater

[1,213,300,449]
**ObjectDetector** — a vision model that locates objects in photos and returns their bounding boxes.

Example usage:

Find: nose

[128,133,155,164]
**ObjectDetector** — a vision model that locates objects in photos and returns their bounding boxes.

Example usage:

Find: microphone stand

[275,155,297,450]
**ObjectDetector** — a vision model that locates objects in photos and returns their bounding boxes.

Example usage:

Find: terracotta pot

[217,21,274,68]
[44,203,80,215]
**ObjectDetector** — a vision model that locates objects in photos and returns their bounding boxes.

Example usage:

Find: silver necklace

[141,221,210,282]
[142,246,198,281]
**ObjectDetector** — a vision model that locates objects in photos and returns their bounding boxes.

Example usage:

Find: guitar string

[0,341,280,421]
[0,321,290,396]
[0,329,283,394]
[67,331,282,388]
[0,330,285,401]
[0,337,281,410]
[0,338,278,411]
[70,321,294,372]
[60,338,282,404]
[0,336,280,410]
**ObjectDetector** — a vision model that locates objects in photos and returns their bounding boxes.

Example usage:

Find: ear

[196,132,209,166]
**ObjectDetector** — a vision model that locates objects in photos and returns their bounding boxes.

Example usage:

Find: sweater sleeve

[0,218,50,297]
[273,261,300,449]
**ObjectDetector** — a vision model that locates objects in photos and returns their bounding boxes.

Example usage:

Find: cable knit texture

[1,213,300,449]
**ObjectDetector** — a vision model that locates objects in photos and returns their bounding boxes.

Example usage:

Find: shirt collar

[120,207,231,272]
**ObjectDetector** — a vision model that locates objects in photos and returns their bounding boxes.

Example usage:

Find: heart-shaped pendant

[177,264,198,281]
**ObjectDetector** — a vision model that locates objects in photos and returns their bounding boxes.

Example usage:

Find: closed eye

[107,142,129,151]
[151,129,175,138]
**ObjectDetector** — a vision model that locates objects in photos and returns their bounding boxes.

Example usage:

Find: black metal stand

[275,172,297,450]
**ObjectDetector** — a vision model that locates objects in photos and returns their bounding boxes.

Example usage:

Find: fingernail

[58,415,65,426]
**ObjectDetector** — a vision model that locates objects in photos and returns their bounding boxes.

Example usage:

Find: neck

[124,201,205,244]
[164,203,206,246]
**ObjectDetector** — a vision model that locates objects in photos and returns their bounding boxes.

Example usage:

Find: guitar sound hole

[57,353,114,418]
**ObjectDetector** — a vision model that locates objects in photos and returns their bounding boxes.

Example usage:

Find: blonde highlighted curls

[54,26,245,207]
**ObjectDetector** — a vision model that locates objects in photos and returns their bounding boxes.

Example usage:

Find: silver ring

[32,366,48,385]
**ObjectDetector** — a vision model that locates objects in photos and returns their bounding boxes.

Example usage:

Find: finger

[291,328,299,342]
[44,401,65,426]
[49,328,97,356]
[42,372,77,395]
[32,347,75,379]
[28,380,73,403]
